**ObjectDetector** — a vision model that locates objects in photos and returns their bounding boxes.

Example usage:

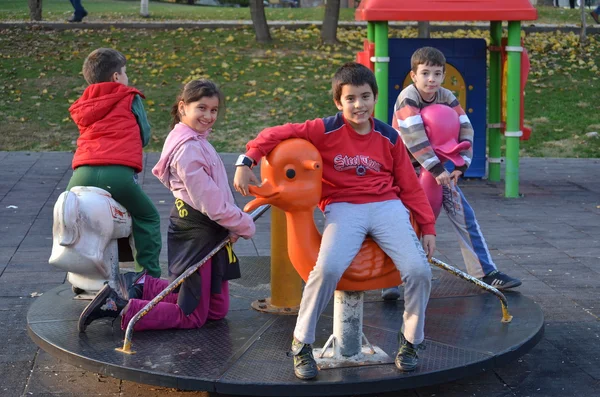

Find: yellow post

[270,207,302,307]
[251,207,302,314]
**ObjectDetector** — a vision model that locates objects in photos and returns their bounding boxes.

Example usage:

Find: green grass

[0,0,594,25]
[521,31,600,157]
[0,0,354,22]
[534,4,596,25]
[1,3,599,157]
[0,26,352,152]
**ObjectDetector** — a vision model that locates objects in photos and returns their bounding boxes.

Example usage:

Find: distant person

[384,46,522,301]
[68,0,88,22]
[78,79,255,334]
[591,6,600,24]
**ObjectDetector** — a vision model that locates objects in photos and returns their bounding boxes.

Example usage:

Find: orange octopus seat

[244,138,403,291]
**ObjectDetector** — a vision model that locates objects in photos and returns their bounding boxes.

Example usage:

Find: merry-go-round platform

[27,256,544,396]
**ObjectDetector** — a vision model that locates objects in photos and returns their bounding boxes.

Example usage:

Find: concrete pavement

[0,151,599,396]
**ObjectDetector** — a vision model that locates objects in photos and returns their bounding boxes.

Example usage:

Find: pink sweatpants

[120,259,230,331]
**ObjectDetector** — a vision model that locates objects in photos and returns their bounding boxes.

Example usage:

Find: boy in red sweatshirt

[67,48,161,280]
[234,62,436,379]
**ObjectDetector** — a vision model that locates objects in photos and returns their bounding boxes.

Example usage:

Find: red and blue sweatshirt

[245,113,436,235]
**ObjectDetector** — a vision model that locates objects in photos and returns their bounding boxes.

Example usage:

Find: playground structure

[27,1,546,394]
[355,0,538,197]
[29,138,542,395]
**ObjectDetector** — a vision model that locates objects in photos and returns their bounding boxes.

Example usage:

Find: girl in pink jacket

[78,79,255,333]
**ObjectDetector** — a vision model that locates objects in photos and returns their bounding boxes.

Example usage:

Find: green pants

[67,165,162,278]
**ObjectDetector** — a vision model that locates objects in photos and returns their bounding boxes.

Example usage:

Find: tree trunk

[140,0,149,17]
[321,0,340,44]
[417,21,430,38]
[28,0,42,21]
[249,0,272,43]
[580,0,587,43]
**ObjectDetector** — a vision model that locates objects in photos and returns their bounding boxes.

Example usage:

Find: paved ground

[0,151,599,397]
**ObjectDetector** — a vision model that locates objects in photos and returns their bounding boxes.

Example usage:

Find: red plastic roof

[355,0,538,22]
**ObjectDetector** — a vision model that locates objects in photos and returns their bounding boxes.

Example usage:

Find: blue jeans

[69,0,87,18]
[441,184,497,278]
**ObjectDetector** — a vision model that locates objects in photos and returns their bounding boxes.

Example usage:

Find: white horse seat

[49,186,133,295]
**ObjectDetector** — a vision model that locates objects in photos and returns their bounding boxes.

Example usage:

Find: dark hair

[170,79,224,129]
[332,62,378,103]
[411,47,446,73]
[82,48,127,84]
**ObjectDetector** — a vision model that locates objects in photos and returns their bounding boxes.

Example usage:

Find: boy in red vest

[67,48,161,279]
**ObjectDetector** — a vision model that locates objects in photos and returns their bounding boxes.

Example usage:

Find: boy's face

[410,63,445,101]
[112,66,129,86]
[334,83,376,135]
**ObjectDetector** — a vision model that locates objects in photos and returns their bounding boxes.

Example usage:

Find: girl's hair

[170,79,225,129]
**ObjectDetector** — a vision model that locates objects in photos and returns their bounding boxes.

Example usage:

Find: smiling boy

[234,62,436,379]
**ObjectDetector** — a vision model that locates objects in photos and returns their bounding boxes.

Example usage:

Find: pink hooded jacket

[152,122,255,238]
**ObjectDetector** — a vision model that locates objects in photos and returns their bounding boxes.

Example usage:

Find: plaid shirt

[392,84,474,177]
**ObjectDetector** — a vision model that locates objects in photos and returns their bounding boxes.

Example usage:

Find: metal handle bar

[116,204,270,354]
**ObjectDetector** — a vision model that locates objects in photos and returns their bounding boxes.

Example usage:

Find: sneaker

[480,270,522,290]
[381,286,401,300]
[395,333,425,372]
[117,271,146,300]
[78,284,128,333]
[591,11,600,24]
[67,10,88,23]
[289,339,318,380]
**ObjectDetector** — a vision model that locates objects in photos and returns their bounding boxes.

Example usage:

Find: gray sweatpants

[293,199,432,346]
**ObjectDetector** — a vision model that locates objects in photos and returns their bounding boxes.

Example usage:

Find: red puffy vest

[69,82,145,172]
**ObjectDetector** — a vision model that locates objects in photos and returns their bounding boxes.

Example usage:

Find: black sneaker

[78,284,128,333]
[395,333,425,372]
[117,271,146,300]
[67,10,88,23]
[289,339,318,380]
[381,287,401,300]
[480,270,522,290]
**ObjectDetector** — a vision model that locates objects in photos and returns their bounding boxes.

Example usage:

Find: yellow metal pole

[251,207,302,314]
[270,207,302,307]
